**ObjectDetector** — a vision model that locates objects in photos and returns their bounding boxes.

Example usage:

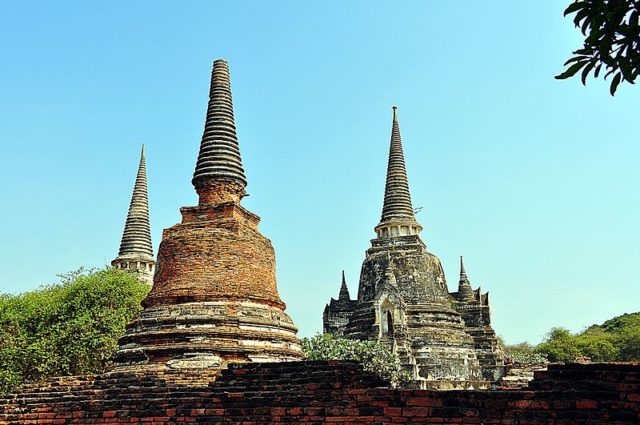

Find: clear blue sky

[1,1,638,344]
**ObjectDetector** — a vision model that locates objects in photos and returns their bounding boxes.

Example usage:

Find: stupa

[112,59,303,372]
[324,107,499,389]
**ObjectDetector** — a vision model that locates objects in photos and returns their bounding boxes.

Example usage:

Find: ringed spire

[338,270,351,301]
[380,106,415,223]
[458,256,475,302]
[112,144,155,285]
[192,59,247,192]
[374,106,422,239]
[117,145,153,259]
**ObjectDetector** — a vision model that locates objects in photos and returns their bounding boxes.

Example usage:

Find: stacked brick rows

[1,361,639,424]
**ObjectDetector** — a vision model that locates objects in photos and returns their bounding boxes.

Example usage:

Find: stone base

[111,300,303,372]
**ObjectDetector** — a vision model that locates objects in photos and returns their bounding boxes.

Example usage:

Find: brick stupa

[111,59,303,372]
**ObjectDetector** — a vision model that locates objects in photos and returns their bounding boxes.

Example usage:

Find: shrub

[301,333,410,387]
[505,342,548,364]
[0,267,149,394]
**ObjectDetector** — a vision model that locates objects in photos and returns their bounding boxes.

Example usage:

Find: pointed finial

[192,59,247,204]
[114,145,154,261]
[338,270,351,301]
[378,106,417,224]
[457,255,474,302]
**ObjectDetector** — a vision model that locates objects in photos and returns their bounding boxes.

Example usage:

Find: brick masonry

[110,198,304,371]
[1,361,639,424]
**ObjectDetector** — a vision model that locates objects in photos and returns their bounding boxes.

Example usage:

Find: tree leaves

[531,312,640,363]
[0,268,149,394]
[555,60,589,79]
[558,0,640,95]
[581,61,596,84]
[564,1,587,16]
[301,333,410,387]
[610,72,623,94]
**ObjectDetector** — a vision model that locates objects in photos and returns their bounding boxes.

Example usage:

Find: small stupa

[112,145,155,285]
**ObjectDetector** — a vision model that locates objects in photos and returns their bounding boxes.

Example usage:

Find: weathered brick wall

[143,201,282,309]
[1,361,639,424]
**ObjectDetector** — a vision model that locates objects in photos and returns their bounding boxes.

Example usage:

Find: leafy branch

[556,0,640,95]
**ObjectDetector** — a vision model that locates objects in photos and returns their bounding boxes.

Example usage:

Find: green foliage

[601,312,640,332]
[574,326,619,361]
[600,314,640,361]
[615,326,640,360]
[0,267,149,394]
[557,0,640,95]
[301,333,410,387]
[505,342,548,364]
[535,327,583,363]
[531,314,640,363]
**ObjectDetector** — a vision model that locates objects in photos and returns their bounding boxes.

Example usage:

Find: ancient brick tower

[324,107,495,389]
[111,59,303,372]
[112,145,155,285]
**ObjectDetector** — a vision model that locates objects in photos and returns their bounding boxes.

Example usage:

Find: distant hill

[534,312,640,363]
[599,312,640,334]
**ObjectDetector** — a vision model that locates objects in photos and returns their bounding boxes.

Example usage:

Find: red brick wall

[1,361,639,424]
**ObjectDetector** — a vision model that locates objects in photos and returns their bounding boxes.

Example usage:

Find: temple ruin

[1,60,637,425]
[323,106,505,388]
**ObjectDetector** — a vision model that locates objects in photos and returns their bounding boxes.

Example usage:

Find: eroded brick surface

[1,362,639,424]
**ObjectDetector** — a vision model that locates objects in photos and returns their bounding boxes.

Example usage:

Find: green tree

[505,342,548,364]
[535,327,582,362]
[575,326,619,361]
[599,313,640,360]
[613,325,640,360]
[0,267,149,394]
[301,333,410,387]
[556,0,640,95]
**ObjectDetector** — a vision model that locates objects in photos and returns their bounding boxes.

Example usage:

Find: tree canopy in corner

[556,0,640,95]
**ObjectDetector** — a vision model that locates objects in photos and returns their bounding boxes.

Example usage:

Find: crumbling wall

[1,361,639,424]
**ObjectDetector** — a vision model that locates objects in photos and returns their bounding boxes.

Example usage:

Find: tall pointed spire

[192,59,247,205]
[338,270,351,301]
[380,106,415,223]
[458,256,475,302]
[112,145,155,284]
[374,106,422,239]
